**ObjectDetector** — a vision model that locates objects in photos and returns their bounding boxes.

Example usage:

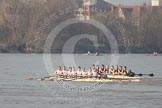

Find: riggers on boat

[68,78,141,83]
[28,72,153,82]
[107,75,140,79]
[37,76,141,83]
[48,75,140,80]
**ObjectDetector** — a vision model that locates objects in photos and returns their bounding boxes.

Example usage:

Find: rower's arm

[111,69,115,75]
[118,70,122,75]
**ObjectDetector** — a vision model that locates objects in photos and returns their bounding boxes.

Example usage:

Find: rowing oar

[27,77,45,81]
[135,73,154,77]
[131,73,154,77]
[27,76,57,81]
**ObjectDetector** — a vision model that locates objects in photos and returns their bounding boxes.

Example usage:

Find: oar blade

[139,73,143,76]
[27,78,35,80]
[149,73,154,77]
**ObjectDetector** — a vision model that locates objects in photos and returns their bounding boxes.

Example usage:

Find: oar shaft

[134,73,154,77]
[28,76,57,80]
[44,76,56,78]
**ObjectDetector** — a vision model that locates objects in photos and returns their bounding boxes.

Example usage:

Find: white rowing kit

[92,69,98,77]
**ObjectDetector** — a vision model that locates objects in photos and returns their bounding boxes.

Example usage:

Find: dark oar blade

[149,73,154,77]
[134,73,154,77]
[139,73,143,76]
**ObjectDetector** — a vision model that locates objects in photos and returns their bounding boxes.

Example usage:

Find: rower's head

[115,65,118,69]
[92,64,95,69]
[58,66,61,70]
[129,69,132,73]
[72,67,75,71]
[89,67,92,71]
[124,66,127,70]
[62,66,66,70]
[111,65,114,68]
[102,64,105,68]
[119,66,122,70]
[78,66,81,71]
[69,67,72,71]
[96,65,99,69]
[82,67,85,71]
[105,65,109,69]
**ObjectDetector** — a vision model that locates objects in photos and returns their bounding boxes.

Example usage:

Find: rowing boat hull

[49,75,140,80]
[107,75,140,79]
[68,78,141,83]
[34,75,141,83]
[38,77,141,83]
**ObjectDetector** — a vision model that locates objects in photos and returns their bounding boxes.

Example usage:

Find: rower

[72,67,76,78]
[92,67,98,78]
[105,65,110,74]
[118,66,123,75]
[114,65,119,75]
[88,67,93,78]
[127,69,135,77]
[68,67,73,78]
[82,67,87,78]
[123,66,128,76]
[62,66,68,78]
[58,67,64,78]
[99,65,105,75]
[54,66,62,77]
[110,65,115,75]
[96,65,101,78]
[100,65,108,79]
[96,65,100,72]
[77,66,82,78]
[92,64,95,70]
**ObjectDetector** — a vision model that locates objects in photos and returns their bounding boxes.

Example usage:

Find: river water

[0,54,162,108]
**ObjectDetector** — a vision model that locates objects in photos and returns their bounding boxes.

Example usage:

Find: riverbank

[0,47,161,54]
